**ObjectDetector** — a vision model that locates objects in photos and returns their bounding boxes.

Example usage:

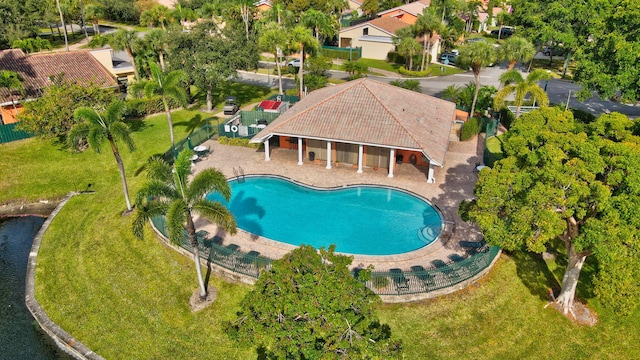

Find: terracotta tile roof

[252,78,455,166]
[0,49,117,104]
[379,0,431,17]
[368,17,412,35]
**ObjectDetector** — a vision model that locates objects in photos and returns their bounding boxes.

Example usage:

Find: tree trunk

[408,53,413,72]
[508,60,516,70]
[426,34,432,66]
[159,50,165,71]
[206,86,213,111]
[515,105,521,119]
[421,34,427,72]
[79,0,89,41]
[298,47,304,98]
[555,243,587,315]
[108,138,132,211]
[127,48,140,80]
[163,96,175,150]
[275,52,283,94]
[470,70,481,117]
[55,0,69,52]
[93,21,100,35]
[186,211,207,299]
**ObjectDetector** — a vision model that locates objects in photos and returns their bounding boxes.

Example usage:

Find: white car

[287,59,301,68]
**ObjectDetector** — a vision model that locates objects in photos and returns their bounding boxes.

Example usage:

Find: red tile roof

[0,49,117,104]
[368,17,412,35]
[252,78,455,166]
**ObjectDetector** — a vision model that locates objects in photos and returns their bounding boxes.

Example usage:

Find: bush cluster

[460,117,482,141]
[398,66,432,77]
[217,136,261,149]
[123,96,181,119]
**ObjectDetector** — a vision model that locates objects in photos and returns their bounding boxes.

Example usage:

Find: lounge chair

[212,243,240,267]
[431,259,460,282]
[236,250,261,270]
[410,265,436,290]
[389,268,410,294]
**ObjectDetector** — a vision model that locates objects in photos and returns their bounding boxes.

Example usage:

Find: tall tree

[413,7,442,71]
[441,84,462,104]
[133,149,237,300]
[139,5,170,30]
[84,3,105,35]
[143,28,169,71]
[457,41,497,117]
[108,30,140,80]
[467,108,640,315]
[0,70,23,114]
[396,37,421,71]
[68,100,135,211]
[226,245,401,358]
[55,0,69,52]
[288,25,318,98]
[301,9,335,44]
[259,22,288,94]
[493,69,551,118]
[498,36,536,70]
[132,62,188,150]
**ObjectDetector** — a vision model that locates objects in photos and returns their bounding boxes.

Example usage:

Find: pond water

[0,216,72,360]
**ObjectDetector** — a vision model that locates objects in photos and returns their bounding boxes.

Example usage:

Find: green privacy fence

[483,118,500,167]
[0,123,34,144]
[321,45,362,61]
[217,111,280,139]
[150,216,500,297]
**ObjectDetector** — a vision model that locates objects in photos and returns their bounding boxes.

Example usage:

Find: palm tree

[133,149,237,300]
[85,4,105,35]
[144,29,169,71]
[108,30,140,80]
[301,9,335,44]
[498,36,536,70]
[396,37,422,71]
[457,41,497,117]
[288,26,319,99]
[0,70,24,115]
[441,84,462,104]
[68,101,135,212]
[259,22,288,94]
[493,69,551,118]
[413,8,442,71]
[139,5,170,30]
[55,0,69,52]
[132,62,188,150]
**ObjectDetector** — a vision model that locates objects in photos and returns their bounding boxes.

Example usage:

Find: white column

[297,138,303,165]
[427,160,436,183]
[357,144,363,173]
[264,140,270,161]
[326,141,332,169]
[388,148,395,178]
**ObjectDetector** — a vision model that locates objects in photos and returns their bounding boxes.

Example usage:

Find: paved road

[244,62,640,119]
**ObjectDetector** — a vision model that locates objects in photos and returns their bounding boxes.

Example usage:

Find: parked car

[542,46,564,56]
[223,96,239,115]
[287,59,301,68]
[490,27,514,38]
[439,52,458,65]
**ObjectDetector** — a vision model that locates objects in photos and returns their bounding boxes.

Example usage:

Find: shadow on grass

[127,118,150,133]
[174,113,208,134]
[511,250,560,301]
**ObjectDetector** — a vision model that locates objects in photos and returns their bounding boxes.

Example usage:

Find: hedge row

[322,48,361,61]
[217,136,262,149]
[122,96,182,119]
[460,117,482,141]
[398,66,432,77]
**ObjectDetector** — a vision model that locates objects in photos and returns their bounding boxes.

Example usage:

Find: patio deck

[190,134,486,272]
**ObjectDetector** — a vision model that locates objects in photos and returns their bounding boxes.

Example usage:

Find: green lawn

[2,92,640,358]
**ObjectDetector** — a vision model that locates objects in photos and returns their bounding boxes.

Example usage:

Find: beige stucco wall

[339,26,396,60]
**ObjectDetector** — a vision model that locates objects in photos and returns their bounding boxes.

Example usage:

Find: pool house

[250,78,456,183]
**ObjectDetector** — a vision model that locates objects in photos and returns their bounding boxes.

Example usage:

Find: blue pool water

[207,176,442,255]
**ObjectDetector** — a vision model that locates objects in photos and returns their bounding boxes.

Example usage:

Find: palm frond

[135,180,177,205]
[493,84,516,110]
[132,199,169,239]
[166,199,188,245]
[67,123,91,150]
[129,80,149,98]
[188,168,231,201]
[498,69,524,86]
[192,198,237,235]
[164,86,188,107]
[527,69,552,84]
[529,86,549,107]
[165,70,188,87]
[74,107,102,125]
[110,122,135,152]
[105,100,125,124]
[173,150,194,194]
[145,157,173,182]
[87,126,106,153]
[144,81,162,98]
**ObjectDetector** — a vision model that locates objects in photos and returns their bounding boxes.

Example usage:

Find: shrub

[302,74,328,91]
[305,56,332,76]
[570,108,596,124]
[217,136,261,149]
[123,96,181,119]
[398,66,432,77]
[460,117,482,141]
[498,107,515,129]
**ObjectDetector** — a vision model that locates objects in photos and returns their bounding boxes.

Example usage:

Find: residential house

[378,0,431,25]
[251,78,456,183]
[339,17,410,60]
[0,49,117,125]
[89,48,136,87]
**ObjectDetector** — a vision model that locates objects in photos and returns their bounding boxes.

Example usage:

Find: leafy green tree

[227,245,402,358]
[457,41,497,117]
[133,149,237,300]
[361,0,379,16]
[441,84,462,104]
[468,107,640,315]
[17,80,115,137]
[458,82,496,114]
[12,37,52,54]
[498,36,536,70]
[288,25,319,98]
[389,79,422,92]
[68,100,135,211]
[342,60,368,79]
[301,9,335,44]
[143,28,169,71]
[84,3,106,35]
[0,70,24,114]
[396,37,422,71]
[413,7,442,71]
[493,69,551,118]
[131,62,188,149]
[108,30,141,80]
[139,4,170,30]
[259,22,288,94]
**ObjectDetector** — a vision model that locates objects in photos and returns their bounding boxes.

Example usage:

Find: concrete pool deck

[190,134,486,272]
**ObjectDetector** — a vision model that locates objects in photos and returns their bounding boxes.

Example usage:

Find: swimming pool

[206,176,443,255]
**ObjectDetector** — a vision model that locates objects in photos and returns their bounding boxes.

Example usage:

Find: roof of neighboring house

[0,49,117,104]
[340,16,411,36]
[251,78,455,166]
[478,7,505,22]
[378,0,431,17]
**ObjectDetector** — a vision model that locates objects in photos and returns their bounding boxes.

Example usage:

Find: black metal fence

[163,122,216,161]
